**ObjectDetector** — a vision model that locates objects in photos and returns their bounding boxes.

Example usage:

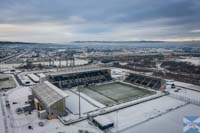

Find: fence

[169,93,200,106]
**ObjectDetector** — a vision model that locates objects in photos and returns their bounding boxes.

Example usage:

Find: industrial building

[47,66,112,89]
[31,81,68,117]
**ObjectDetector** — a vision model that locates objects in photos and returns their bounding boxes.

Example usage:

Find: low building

[93,115,114,130]
[31,81,68,117]
[27,73,40,83]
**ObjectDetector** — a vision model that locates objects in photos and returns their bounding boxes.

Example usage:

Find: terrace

[125,73,163,90]
[48,67,112,89]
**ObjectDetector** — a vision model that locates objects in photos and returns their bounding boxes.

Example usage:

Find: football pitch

[79,82,156,106]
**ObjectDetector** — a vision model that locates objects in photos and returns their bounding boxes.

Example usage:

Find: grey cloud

[0,0,200,42]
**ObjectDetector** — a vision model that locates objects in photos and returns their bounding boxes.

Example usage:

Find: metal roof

[48,65,109,76]
[31,81,68,108]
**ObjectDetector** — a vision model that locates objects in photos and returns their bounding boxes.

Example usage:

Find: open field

[0,75,16,90]
[79,82,155,106]
[122,104,200,133]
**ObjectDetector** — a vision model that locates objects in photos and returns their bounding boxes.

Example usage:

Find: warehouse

[31,81,68,117]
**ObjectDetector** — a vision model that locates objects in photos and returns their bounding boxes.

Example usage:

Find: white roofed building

[27,73,40,83]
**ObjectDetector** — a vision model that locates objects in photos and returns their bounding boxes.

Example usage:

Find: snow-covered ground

[111,68,128,80]
[64,90,99,115]
[174,81,200,91]
[156,63,164,71]
[77,91,106,108]
[6,87,33,133]
[177,57,200,66]
[0,95,6,133]
[0,59,89,69]
[122,104,200,133]
[18,119,103,133]
[2,71,200,133]
[110,67,157,79]
[11,74,20,87]
[167,87,200,102]
[3,84,200,133]
[100,96,186,132]
[5,86,103,133]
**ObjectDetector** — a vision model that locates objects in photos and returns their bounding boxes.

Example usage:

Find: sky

[0,0,200,43]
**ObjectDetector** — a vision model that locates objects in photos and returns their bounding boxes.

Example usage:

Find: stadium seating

[125,73,162,90]
[48,69,112,89]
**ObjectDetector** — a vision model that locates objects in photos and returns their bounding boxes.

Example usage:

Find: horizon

[1,40,200,45]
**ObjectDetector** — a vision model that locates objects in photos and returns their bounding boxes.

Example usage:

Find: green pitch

[79,82,155,106]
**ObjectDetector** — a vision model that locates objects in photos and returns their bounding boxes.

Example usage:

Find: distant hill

[73,40,165,43]
[0,41,67,48]
[0,41,51,45]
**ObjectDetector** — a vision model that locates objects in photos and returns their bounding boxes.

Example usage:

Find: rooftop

[31,81,68,107]
[48,65,109,76]
[93,115,113,127]
[27,73,40,82]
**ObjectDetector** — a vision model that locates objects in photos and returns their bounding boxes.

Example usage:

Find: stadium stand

[47,66,112,89]
[125,73,163,90]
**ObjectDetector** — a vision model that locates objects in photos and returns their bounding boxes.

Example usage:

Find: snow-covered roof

[27,73,40,82]
[31,81,68,108]
[93,115,113,127]
[37,73,46,78]
[48,65,109,76]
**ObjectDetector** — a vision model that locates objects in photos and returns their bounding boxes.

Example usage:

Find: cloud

[0,0,200,43]
[190,29,200,33]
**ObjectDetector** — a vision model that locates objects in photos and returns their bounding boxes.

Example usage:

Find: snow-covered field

[168,87,200,102]
[101,96,186,132]
[111,68,129,80]
[177,57,200,66]
[6,86,103,133]
[3,73,200,133]
[174,81,200,91]
[64,90,99,115]
[0,59,89,69]
[6,87,34,133]
[122,104,200,133]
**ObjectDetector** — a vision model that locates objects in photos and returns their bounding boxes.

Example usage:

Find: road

[0,92,10,133]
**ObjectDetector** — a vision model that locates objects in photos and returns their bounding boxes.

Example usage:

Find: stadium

[38,65,165,120]
[3,64,200,133]
[6,64,171,133]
